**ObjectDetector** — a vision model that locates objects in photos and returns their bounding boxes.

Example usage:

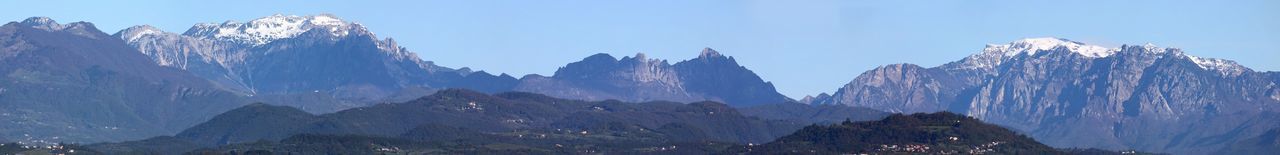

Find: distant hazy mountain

[0,17,249,143]
[809,38,1280,154]
[515,48,793,107]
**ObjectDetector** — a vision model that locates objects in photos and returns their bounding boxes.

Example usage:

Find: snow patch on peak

[118,25,166,42]
[184,14,356,45]
[21,17,56,25]
[1072,45,1115,57]
[1184,54,1248,76]
[952,37,1119,70]
[15,17,101,36]
[1138,43,1169,53]
[992,37,1118,58]
[125,25,161,31]
[951,38,1253,77]
[308,14,344,26]
[19,17,63,31]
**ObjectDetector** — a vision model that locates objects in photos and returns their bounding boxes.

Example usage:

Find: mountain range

[807,38,1280,154]
[115,14,791,112]
[1,14,1277,154]
[1,15,799,146]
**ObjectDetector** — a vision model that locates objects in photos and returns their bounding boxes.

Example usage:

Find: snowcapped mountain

[947,38,1248,76]
[514,48,793,107]
[950,38,1116,70]
[116,14,517,113]
[989,37,1117,58]
[184,14,354,46]
[810,37,1280,153]
[125,14,425,69]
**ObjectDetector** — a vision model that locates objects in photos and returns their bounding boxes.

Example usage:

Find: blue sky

[4,0,1277,98]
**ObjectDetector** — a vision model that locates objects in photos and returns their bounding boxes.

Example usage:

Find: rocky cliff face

[514,48,791,107]
[113,25,249,92]
[812,38,1280,153]
[517,53,696,103]
[957,42,1279,153]
[811,63,971,113]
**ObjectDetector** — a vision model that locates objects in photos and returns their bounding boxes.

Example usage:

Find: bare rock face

[515,53,699,103]
[814,63,968,113]
[957,44,1278,153]
[814,38,1280,153]
[114,25,250,92]
[514,48,791,107]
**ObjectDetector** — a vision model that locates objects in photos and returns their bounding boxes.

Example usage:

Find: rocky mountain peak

[800,93,832,104]
[698,47,724,58]
[1115,43,1250,76]
[631,52,649,61]
[115,25,169,42]
[1117,43,1173,55]
[619,52,679,84]
[1183,53,1250,76]
[13,17,105,39]
[18,17,87,31]
[951,38,1164,71]
[18,17,60,30]
[582,53,618,62]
